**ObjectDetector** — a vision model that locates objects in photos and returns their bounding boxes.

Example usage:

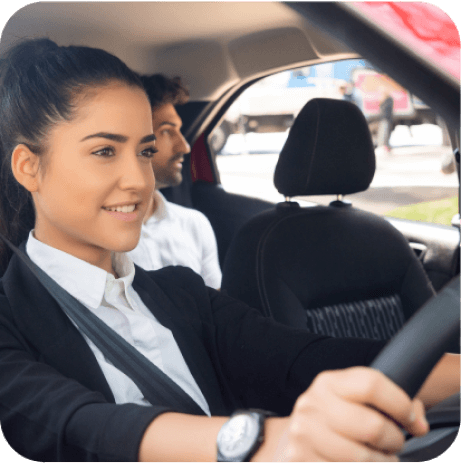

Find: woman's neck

[32,228,117,277]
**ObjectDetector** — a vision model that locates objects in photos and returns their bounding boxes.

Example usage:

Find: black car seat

[221,98,435,340]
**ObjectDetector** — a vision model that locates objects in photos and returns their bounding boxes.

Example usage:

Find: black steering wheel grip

[370,275,460,461]
[370,275,460,398]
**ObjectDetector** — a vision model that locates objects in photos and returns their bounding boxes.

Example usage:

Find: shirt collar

[26,231,136,309]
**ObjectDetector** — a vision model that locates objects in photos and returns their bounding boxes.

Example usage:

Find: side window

[211,59,459,226]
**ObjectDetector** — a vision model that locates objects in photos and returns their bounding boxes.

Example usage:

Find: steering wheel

[370,275,460,461]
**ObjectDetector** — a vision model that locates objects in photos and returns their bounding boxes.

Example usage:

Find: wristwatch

[216,409,270,462]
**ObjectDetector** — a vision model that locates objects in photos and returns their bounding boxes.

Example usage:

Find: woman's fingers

[320,367,429,437]
[325,394,406,454]
[405,398,429,437]
[284,367,430,460]
[286,409,399,462]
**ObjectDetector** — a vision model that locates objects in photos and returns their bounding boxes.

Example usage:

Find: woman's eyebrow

[80,132,128,143]
[80,132,156,143]
[140,134,156,143]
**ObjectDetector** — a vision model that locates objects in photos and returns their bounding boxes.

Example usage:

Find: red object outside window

[351,2,460,81]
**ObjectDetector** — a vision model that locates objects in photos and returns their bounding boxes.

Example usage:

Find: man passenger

[129,74,222,288]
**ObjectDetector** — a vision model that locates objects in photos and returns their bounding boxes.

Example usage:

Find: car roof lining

[1,2,358,101]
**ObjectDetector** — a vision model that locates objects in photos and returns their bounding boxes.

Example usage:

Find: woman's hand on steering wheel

[271,367,429,461]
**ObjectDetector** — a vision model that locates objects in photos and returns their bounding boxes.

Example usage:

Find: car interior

[1,3,459,288]
[1,2,460,460]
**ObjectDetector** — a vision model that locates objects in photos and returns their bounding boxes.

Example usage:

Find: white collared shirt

[26,232,210,415]
[129,191,222,288]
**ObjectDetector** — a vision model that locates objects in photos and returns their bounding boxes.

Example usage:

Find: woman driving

[0,38,459,462]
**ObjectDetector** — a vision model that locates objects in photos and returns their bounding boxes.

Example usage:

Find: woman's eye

[92,147,115,157]
[140,147,158,158]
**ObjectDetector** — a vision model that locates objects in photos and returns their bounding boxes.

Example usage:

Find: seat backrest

[221,98,435,340]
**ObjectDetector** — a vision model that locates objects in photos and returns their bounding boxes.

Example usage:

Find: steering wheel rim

[370,275,460,460]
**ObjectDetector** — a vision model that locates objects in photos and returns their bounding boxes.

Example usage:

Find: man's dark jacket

[0,253,384,461]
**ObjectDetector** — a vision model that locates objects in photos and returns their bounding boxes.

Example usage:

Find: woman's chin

[107,234,141,253]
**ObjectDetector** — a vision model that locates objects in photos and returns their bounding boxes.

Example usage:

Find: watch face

[217,414,260,460]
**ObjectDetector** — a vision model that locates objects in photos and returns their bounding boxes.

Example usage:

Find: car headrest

[273,98,376,197]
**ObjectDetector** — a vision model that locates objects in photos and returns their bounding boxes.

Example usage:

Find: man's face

[151,103,190,189]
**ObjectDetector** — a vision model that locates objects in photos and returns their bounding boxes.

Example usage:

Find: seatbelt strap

[0,232,205,415]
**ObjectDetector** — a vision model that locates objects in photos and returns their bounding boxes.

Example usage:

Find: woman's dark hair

[140,74,189,109]
[0,38,144,274]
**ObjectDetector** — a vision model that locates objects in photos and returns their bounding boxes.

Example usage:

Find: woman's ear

[11,144,42,192]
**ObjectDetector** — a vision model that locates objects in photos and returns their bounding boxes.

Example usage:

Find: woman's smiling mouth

[103,204,137,213]
[102,203,139,221]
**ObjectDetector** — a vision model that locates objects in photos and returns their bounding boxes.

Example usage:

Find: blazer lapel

[133,268,230,415]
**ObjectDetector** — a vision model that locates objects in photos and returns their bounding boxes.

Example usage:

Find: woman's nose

[119,155,155,192]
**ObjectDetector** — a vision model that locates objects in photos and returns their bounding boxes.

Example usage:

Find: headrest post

[330,196,352,208]
[285,196,291,202]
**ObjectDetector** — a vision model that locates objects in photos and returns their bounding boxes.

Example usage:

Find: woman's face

[32,83,156,268]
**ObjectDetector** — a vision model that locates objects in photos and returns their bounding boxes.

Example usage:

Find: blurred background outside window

[211,59,458,226]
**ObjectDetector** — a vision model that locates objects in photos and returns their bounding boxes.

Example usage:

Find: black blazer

[0,253,385,461]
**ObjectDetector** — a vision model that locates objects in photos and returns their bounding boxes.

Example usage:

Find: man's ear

[11,144,42,192]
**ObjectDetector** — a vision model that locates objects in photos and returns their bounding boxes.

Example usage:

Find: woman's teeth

[104,205,136,213]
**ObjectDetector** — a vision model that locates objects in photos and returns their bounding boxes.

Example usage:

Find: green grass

[385,196,459,226]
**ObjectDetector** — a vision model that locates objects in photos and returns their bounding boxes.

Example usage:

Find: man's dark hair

[140,74,189,109]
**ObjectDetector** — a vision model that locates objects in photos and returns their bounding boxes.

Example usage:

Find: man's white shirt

[26,231,211,415]
[129,190,222,288]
